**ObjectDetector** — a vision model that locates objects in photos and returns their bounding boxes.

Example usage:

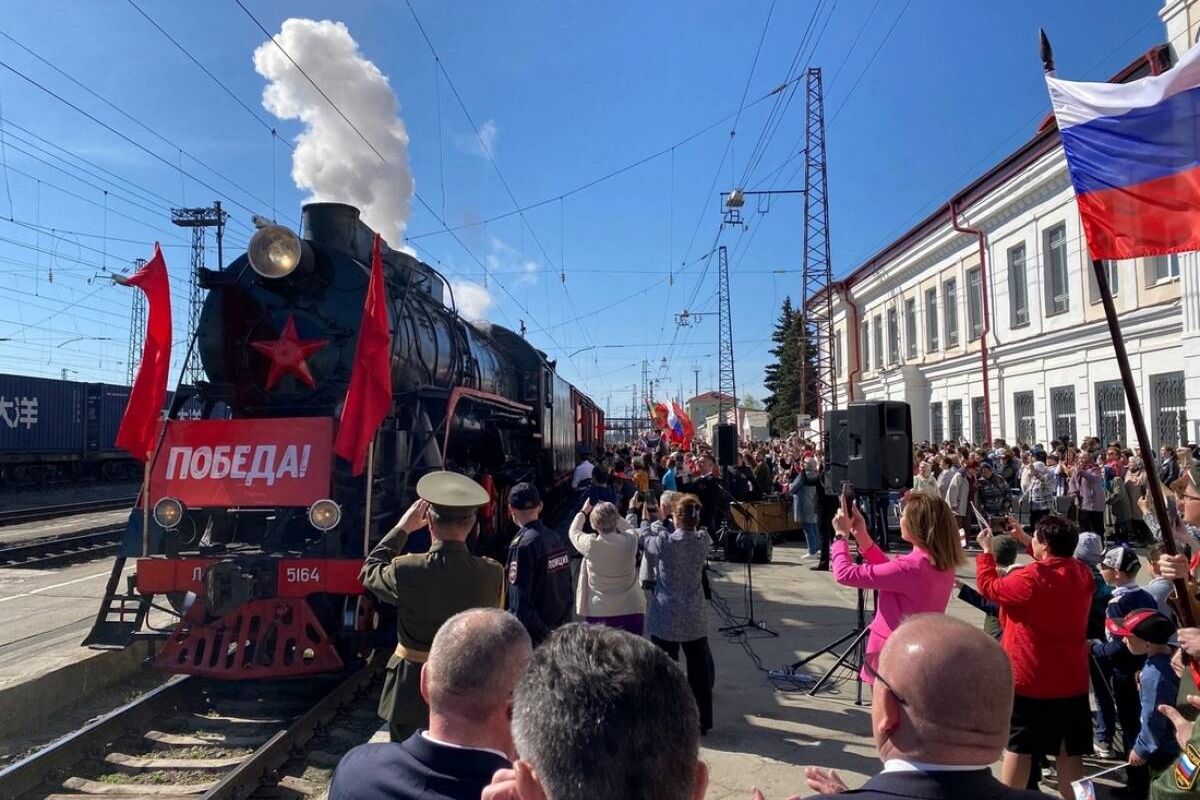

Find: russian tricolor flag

[1047,44,1200,260]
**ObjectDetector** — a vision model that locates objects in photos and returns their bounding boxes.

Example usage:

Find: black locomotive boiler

[87,202,603,678]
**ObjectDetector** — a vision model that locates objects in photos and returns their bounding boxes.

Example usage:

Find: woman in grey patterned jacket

[640,494,712,734]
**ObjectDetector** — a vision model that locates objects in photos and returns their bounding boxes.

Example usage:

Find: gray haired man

[482,623,709,800]
[331,608,532,800]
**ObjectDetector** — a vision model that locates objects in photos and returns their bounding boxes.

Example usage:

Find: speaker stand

[718,529,778,637]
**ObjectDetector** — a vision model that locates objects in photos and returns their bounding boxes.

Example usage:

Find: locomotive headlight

[153,497,185,530]
[248,224,303,279]
[308,499,341,532]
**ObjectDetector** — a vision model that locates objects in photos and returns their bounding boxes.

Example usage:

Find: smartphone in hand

[841,482,856,516]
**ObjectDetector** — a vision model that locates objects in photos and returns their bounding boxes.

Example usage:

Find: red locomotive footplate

[137,558,365,596]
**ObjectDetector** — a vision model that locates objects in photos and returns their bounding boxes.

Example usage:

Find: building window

[949,399,963,442]
[1009,243,1029,327]
[860,320,869,374]
[1088,260,1120,304]
[930,401,944,443]
[1095,380,1126,446]
[1146,254,1181,285]
[834,330,843,377]
[887,308,899,365]
[966,267,983,341]
[972,397,985,444]
[873,314,883,371]
[925,288,939,351]
[904,298,917,358]
[1050,386,1077,444]
[943,278,959,347]
[1014,391,1035,445]
[1043,222,1070,316]
[1151,371,1187,450]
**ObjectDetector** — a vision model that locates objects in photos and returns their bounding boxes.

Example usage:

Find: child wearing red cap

[1110,609,1181,794]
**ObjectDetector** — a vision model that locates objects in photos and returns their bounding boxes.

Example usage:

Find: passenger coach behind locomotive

[86,202,603,678]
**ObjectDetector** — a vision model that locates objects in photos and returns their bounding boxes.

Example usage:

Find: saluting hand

[397,499,430,535]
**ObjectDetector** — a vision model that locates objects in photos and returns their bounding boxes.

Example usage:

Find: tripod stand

[714,481,777,637]
[773,492,887,705]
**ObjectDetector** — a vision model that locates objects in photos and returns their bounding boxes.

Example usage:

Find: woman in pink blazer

[831,490,965,682]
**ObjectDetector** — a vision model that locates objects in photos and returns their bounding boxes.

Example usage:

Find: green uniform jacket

[360,530,505,731]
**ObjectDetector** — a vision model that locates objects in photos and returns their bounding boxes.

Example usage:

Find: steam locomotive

[86,202,603,678]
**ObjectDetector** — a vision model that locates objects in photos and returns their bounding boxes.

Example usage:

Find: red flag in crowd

[334,234,393,475]
[115,244,172,461]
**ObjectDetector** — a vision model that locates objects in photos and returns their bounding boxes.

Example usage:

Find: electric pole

[126,257,146,386]
[171,201,227,386]
[801,67,836,434]
[716,245,737,427]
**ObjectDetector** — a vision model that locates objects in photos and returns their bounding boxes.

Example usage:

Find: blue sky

[0,0,1166,416]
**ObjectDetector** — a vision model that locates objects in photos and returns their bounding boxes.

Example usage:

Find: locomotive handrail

[442,386,533,460]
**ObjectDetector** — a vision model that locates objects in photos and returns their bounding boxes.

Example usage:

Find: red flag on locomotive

[333,233,393,475]
[115,244,172,461]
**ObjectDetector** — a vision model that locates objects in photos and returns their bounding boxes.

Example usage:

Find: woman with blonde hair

[569,499,645,635]
[832,489,966,683]
[642,493,713,733]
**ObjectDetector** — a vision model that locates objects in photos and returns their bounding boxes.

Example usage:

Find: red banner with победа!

[149,418,333,508]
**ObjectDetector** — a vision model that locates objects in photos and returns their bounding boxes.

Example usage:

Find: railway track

[0,498,135,527]
[0,660,379,800]
[0,526,126,568]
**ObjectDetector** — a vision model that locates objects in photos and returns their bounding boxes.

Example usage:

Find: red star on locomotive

[86,203,604,679]
[250,314,328,389]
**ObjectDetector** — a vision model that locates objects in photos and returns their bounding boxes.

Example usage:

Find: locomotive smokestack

[302,203,369,258]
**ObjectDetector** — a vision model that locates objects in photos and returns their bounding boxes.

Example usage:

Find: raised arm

[568,512,593,555]
[831,539,916,592]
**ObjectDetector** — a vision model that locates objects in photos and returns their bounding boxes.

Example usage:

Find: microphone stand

[714,477,777,637]
[771,493,884,706]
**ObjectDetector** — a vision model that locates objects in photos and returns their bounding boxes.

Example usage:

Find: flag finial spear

[1040,28,1055,74]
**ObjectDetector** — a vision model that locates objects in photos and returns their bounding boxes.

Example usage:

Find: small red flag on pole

[334,234,393,475]
[115,244,172,461]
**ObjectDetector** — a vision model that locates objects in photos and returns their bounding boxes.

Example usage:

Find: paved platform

[0,558,150,737]
[695,541,1111,799]
[0,509,130,546]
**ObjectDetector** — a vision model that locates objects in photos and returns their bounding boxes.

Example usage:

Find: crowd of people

[332,430,1200,800]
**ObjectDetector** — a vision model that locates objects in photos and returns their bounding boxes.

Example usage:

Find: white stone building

[817,1,1200,450]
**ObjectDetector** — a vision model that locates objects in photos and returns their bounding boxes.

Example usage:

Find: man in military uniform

[360,471,505,742]
[504,482,573,646]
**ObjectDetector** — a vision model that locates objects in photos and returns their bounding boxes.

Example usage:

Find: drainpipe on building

[840,281,862,403]
[950,199,992,444]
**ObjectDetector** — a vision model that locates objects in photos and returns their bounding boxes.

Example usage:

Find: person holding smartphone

[831,489,965,685]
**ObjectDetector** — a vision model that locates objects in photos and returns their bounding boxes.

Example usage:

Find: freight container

[95,383,133,453]
[0,373,86,458]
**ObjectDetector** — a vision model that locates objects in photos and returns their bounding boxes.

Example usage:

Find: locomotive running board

[82,557,152,649]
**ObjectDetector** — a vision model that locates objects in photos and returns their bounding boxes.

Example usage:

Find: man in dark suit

[753,614,1045,800]
[330,608,531,800]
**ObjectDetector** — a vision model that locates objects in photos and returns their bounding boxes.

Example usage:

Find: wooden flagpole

[141,457,151,558]
[1041,30,1193,626]
[363,436,376,555]
[1090,259,1194,626]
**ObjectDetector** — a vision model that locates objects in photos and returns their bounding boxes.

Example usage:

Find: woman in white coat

[569,499,647,635]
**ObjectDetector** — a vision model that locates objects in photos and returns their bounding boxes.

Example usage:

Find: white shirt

[572,461,594,488]
[420,730,508,761]
[882,758,990,773]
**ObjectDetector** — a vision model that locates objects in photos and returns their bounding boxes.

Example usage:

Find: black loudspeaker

[724,530,774,564]
[714,423,738,466]
[846,401,913,492]
[824,409,849,494]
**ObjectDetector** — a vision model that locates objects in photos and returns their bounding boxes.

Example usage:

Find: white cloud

[253,19,413,246]
[449,279,493,321]
[456,119,498,159]
[486,235,538,285]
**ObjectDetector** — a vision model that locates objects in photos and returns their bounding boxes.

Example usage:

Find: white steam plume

[254,19,413,245]
[449,280,493,321]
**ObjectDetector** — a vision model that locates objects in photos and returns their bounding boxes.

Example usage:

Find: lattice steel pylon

[801,67,835,436]
[171,202,227,386]
[716,244,738,427]
[126,257,146,386]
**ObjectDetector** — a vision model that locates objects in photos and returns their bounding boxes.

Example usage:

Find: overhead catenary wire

[0,26,284,231]
[228,1,601,387]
